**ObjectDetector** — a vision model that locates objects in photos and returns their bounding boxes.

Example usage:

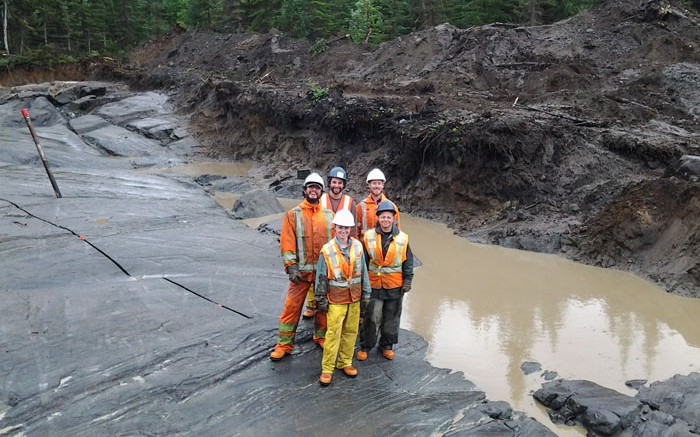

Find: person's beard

[305,192,320,204]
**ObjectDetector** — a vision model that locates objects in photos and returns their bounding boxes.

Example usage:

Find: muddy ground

[14,0,700,295]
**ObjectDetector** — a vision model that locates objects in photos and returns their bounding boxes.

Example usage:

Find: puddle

[400,215,700,436]
[145,161,254,178]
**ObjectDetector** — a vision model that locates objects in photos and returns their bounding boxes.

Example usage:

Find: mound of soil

[120,0,700,296]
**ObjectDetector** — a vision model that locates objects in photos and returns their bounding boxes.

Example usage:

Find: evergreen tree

[277,0,312,38]
[241,0,282,31]
[187,0,224,30]
[376,0,416,40]
[0,0,605,63]
[349,0,383,44]
[222,0,245,32]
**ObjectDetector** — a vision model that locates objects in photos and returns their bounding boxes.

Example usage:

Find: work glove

[287,265,302,284]
[401,279,412,294]
[359,298,370,324]
[316,296,329,313]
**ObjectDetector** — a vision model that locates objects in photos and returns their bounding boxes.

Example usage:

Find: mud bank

[104,0,700,297]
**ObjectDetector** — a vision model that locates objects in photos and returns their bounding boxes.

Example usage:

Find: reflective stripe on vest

[358,194,389,237]
[320,193,352,213]
[292,206,334,272]
[364,229,408,289]
[321,238,363,303]
[359,202,368,237]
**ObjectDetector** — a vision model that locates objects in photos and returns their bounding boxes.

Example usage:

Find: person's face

[367,180,384,197]
[304,184,322,202]
[377,211,394,231]
[335,225,351,241]
[329,178,345,196]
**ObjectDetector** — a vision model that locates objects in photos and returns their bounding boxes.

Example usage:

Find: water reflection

[145,161,254,177]
[400,215,700,436]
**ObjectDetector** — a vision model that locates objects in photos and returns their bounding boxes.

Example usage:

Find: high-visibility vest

[320,193,353,214]
[364,229,408,289]
[357,194,400,238]
[281,202,333,273]
[320,238,364,304]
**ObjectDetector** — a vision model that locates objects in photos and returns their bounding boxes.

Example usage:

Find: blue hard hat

[327,166,347,181]
[376,200,396,216]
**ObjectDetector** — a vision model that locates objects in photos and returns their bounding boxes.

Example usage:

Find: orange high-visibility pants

[275,277,326,352]
[321,302,360,373]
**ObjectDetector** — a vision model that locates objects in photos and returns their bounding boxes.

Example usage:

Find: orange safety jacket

[363,229,409,289]
[356,194,400,238]
[281,199,334,273]
[320,193,353,214]
[320,238,364,304]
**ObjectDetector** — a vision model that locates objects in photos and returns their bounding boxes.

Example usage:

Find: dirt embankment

[116,0,700,296]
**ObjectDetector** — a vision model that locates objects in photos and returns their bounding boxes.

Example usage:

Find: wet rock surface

[534,374,700,436]
[231,188,284,219]
[0,85,559,436]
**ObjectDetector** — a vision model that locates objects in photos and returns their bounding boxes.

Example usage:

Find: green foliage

[276,0,348,39]
[241,0,282,31]
[186,0,225,29]
[307,80,329,102]
[310,38,328,56]
[0,47,81,69]
[350,0,384,45]
[376,0,416,40]
[277,0,314,38]
[0,0,603,67]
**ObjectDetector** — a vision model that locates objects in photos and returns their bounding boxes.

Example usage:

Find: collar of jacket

[365,193,387,205]
[375,224,399,237]
[300,198,321,212]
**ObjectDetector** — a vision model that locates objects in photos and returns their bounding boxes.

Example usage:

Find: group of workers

[269,166,414,387]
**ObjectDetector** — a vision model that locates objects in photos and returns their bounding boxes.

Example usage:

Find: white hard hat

[332,209,355,227]
[366,168,386,182]
[303,172,325,189]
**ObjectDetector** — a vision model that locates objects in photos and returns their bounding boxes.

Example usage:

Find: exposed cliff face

[120,0,700,296]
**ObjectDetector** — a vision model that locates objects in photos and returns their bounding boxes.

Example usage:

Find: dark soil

[115,0,700,296]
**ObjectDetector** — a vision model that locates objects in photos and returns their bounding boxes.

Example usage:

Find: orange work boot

[302,308,314,319]
[319,372,332,387]
[356,350,368,361]
[341,366,358,378]
[269,346,287,361]
[381,349,395,360]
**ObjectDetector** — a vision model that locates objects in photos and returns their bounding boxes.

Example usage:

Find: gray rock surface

[534,380,643,435]
[636,373,700,434]
[679,155,700,177]
[520,361,542,375]
[232,188,285,219]
[535,376,700,437]
[0,82,556,437]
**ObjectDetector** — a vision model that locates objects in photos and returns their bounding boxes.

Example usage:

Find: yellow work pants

[321,301,360,373]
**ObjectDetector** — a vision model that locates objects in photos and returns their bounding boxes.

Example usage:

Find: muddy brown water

[401,215,700,436]
[163,162,700,437]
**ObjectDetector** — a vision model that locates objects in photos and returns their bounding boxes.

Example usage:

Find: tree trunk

[2,0,9,55]
[420,0,436,28]
[527,0,542,25]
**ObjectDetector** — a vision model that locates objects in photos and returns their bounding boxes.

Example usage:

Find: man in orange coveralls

[356,168,401,239]
[270,172,334,361]
[301,166,357,319]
